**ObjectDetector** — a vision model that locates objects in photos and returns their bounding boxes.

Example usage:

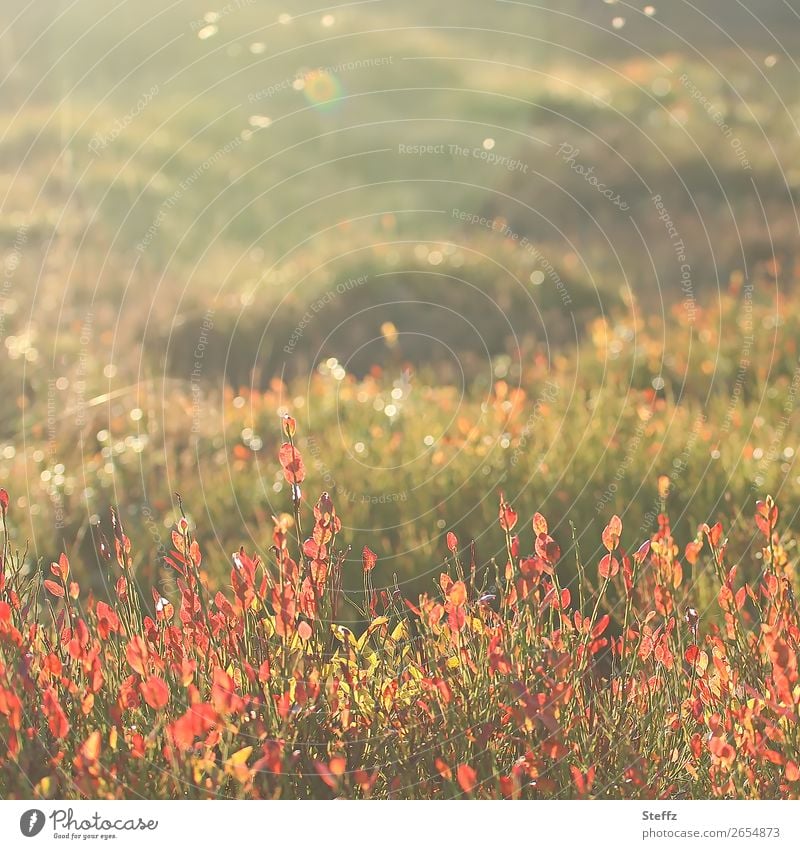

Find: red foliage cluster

[0,439,798,799]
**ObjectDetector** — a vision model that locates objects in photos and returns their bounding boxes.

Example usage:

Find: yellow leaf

[446,656,460,669]
[227,746,253,767]
[82,730,102,761]
[332,624,357,647]
[367,615,390,633]
[391,620,409,641]
[358,616,390,650]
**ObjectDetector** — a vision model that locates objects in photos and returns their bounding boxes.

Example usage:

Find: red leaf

[633,539,651,564]
[43,688,69,739]
[706,522,723,547]
[362,546,377,573]
[598,554,619,579]
[44,579,65,598]
[570,765,586,795]
[532,512,548,536]
[278,442,306,484]
[535,533,560,563]
[755,498,778,537]
[456,763,477,794]
[211,667,244,714]
[303,538,326,560]
[141,675,170,710]
[498,495,518,532]
[684,644,700,664]
[0,488,8,512]
[446,531,458,553]
[591,614,610,639]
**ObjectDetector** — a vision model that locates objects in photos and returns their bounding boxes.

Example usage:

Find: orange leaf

[44,579,65,598]
[601,515,622,551]
[56,552,70,581]
[126,635,149,676]
[448,580,467,607]
[313,761,338,789]
[329,756,347,777]
[141,675,170,710]
[434,757,452,780]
